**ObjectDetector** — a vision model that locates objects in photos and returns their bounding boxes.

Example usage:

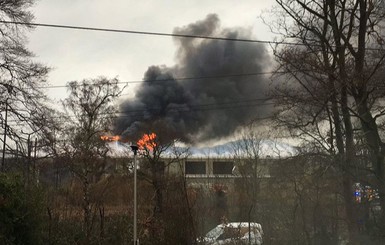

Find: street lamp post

[130,145,139,245]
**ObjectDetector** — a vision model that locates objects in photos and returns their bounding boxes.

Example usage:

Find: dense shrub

[0,173,45,245]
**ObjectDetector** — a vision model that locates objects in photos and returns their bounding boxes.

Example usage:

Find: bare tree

[266,0,385,242]
[0,0,51,171]
[59,77,122,242]
[230,123,265,224]
[134,128,191,243]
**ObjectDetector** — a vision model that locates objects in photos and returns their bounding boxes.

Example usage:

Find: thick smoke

[115,14,272,144]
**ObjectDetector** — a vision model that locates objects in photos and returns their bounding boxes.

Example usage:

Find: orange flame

[137,133,157,151]
[100,135,121,141]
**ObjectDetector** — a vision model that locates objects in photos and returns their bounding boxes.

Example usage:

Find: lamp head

[130,144,139,155]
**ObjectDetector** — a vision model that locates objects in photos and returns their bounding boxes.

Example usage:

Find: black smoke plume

[115,14,272,144]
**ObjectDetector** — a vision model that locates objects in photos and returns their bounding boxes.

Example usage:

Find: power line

[113,98,274,115]
[91,102,274,121]
[33,69,385,90]
[5,98,274,123]
[36,71,278,89]
[0,20,299,46]
[3,21,383,91]
[3,20,385,52]
[44,66,384,91]
[75,99,274,118]
[35,68,385,90]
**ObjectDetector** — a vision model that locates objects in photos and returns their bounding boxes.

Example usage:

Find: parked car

[197,222,263,245]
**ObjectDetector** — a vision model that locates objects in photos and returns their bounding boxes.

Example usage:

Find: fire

[100,135,121,141]
[100,133,157,151]
[137,133,157,151]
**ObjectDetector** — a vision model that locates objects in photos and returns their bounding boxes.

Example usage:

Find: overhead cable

[36,71,278,89]
[3,20,385,52]
[0,20,307,45]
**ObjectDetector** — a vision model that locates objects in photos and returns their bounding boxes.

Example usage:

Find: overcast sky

[26,0,275,101]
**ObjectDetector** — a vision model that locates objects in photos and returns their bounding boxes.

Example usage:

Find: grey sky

[26,0,274,101]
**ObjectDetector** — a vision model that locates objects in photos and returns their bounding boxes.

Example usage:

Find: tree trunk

[153,179,163,216]
[355,96,385,234]
[83,178,91,241]
[149,160,166,242]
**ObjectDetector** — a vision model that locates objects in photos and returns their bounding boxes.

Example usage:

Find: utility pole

[130,144,139,245]
[1,102,8,171]
[33,138,37,184]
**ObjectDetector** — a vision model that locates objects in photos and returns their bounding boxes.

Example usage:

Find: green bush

[0,173,45,245]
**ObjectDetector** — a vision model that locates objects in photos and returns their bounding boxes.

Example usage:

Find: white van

[198,222,263,245]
